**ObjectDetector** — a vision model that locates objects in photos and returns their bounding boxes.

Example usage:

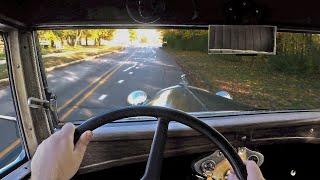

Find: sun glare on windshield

[111,29,162,47]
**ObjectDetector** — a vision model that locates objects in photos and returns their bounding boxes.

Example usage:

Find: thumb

[74,130,92,157]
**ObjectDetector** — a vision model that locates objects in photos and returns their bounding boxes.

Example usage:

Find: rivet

[310,128,314,133]
[16,64,20,68]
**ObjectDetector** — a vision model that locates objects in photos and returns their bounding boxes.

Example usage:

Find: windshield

[36,29,320,122]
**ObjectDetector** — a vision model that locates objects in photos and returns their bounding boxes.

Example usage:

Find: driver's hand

[31,123,92,180]
[228,161,265,180]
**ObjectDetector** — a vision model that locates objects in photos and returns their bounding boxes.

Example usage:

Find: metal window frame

[0,17,52,178]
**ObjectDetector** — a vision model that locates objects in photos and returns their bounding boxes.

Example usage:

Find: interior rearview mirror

[208,25,276,55]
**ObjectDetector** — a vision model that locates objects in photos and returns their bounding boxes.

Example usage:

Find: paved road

[0,47,184,167]
[50,47,184,122]
[1,47,184,121]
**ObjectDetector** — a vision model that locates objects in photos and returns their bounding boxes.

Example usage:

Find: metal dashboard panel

[78,111,320,173]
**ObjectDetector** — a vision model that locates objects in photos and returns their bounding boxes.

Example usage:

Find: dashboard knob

[248,155,259,164]
[290,169,296,176]
[201,160,216,172]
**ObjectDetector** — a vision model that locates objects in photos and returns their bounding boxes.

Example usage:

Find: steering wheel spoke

[141,118,169,180]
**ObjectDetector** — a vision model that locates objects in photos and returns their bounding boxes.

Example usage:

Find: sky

[110,29,162,47]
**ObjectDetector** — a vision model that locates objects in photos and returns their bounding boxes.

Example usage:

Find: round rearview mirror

[127,90,148,106]
[215,91,233,100]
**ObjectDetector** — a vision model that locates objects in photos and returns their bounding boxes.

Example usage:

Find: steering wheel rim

[74,106,247,180]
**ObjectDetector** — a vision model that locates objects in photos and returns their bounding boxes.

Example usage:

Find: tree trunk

[74,30,83,47]
[67,36,72,46]
[70,38,75,46]
[85,37,88,46]
[60,38,64,46]
[50,40,54,48]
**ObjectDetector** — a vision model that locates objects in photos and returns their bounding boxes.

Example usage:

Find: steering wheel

[73,106,247,180]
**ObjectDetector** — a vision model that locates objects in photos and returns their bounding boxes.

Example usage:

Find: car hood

[147,84,255,112]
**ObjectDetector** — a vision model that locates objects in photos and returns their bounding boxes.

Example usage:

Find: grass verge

[0,64,8,88]
[0,64,7,80]
[42,46,122,68]
[0,46,122,89]
[166,49,320,110]
[0,46,122,79]
[0,52,5,60]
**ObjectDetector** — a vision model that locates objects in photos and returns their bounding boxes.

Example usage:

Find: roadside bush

[267,53,320,75]
[163,30,207,52]
[267,33,320,75]
[0,52,5,60]
[163,30,320,75]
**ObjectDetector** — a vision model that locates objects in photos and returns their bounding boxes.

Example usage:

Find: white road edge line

[98,94,108,101]
[118,80,125,84]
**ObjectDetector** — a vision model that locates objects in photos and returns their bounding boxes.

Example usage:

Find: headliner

[0,0,320,31]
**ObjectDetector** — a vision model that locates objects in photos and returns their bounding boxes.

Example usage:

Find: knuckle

[246,160,256,167]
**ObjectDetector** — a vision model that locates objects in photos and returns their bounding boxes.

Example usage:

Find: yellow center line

[57,64,119,112]
[0,139,21,159]
[59,50,136,122]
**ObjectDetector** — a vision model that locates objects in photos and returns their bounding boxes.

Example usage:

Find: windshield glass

[37,29,320,122]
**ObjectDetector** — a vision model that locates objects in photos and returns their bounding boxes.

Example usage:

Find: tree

[38,29,116,47]
[96,29,116,45]
[82,30,93,46]
[62,30,83,47]
[74,30,83,47]
[128,29,138,42]
[88,29,116,46]
[51,30,68,46]
[38,30,58,47]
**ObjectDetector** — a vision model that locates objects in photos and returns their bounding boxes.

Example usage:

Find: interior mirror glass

[208,25,276,55]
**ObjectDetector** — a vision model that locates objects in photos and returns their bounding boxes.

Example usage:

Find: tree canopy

[128,29,138,42]
[38,29,116,47]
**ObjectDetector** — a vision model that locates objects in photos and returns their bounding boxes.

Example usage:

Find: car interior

[0,0,320,179]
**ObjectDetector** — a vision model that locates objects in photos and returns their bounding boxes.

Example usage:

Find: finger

[60,123,75,138]
[245,160,258,169]
[245,160,265,179]
[74,130,93,156]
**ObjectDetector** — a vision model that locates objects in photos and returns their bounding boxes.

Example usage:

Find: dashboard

[77,111,320,174]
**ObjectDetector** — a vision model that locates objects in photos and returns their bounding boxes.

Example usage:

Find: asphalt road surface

[0,47,184,121]
[50,47,184,122]
[0,46,184,167]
